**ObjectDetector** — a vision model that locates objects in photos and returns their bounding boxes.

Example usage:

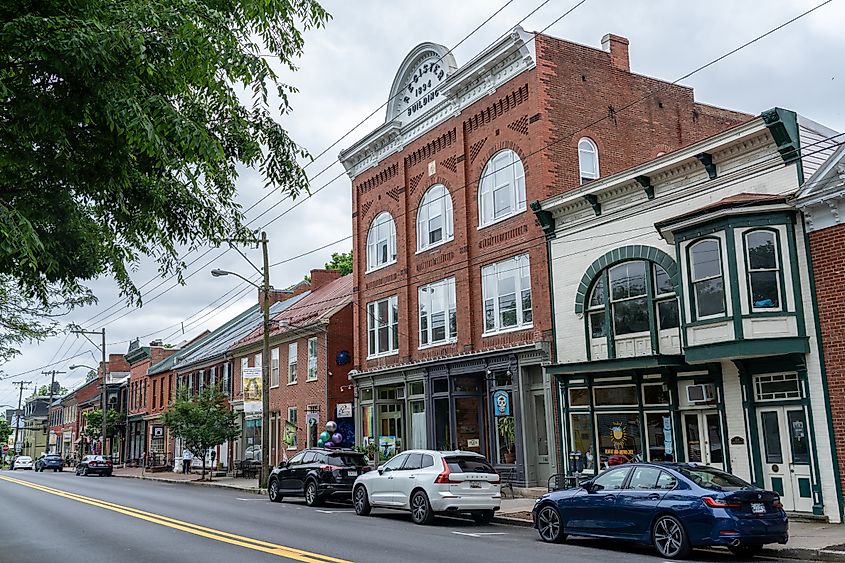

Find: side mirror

[582,481,594,493]
[377,468,384,475]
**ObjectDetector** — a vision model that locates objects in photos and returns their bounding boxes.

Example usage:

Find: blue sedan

[532,463,788,559]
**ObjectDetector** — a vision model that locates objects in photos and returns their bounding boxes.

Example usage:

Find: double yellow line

[0,475,352,563]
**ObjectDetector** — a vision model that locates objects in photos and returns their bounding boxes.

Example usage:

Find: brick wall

[808,223,845,499]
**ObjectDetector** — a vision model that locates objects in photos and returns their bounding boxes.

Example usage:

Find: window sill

[365,260,397,275]
[418,339,458,351]
[306,377,318,382]
[415,237,454,255]
[287,381,297,386]
[270,384,280,389]
[477,207,527,231]
[286,447,297,451]
[482,324,533,338]
[367,350,399,360]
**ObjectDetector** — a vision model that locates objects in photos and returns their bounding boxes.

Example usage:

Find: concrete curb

[113,472,266,495]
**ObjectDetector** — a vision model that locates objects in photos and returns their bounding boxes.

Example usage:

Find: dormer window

[578,138,599,184]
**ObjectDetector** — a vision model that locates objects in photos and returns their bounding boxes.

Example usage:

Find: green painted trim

[712,363,732,474]
[635,175,654,200]
[686,237,728,323]
[584,194,601,216]
[673,212,796,243]
[798,478,812,499]
[684,337,809,363]
[771,476,785,496]
[546,355,687,375]
[676,238,690,350]
[761,107,801,166]
[575,246,679,315]
[785,221,807,338]
[646,266,660,354]
[603,270,614,359]
[736,360,765,486]
[800,216,844,519]
[740,227,789,319]
[530,200,556,240]
[724,226,745,340]
[795,362,826,516]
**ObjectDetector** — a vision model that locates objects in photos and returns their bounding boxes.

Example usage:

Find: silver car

[352,450,501,525]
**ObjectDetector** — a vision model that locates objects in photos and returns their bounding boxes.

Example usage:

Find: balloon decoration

[325,421,338,433]
[324,441,334,448]
[331,432,343,444]
[317,422,345,448]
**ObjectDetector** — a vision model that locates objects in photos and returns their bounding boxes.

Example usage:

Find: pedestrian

[182,448,193,475]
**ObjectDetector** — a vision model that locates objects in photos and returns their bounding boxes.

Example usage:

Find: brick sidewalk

[113,466,261,492]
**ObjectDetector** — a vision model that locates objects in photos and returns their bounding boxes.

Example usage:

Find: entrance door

[529,390,551,485]
[758,407,813,513]
[681,411,724,469]
[454,397,483,454]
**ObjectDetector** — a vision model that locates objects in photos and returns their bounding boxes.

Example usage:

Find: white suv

[352,450,501,525]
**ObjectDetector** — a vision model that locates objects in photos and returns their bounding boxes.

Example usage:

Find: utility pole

[41,370,65,454]
[12,381,31,454]
[260,231,271,490]
[72,328,107,457]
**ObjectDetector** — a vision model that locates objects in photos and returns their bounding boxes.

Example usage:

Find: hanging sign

[336,403,353,418]
[242,367,262,413]
[492,390,510,417]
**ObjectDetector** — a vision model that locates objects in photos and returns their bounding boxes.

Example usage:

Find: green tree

[0,0,330,354]
[325,251,353,276]
[82,409,122,442]
[0,418,11,467]
[163,386,239,480]
[35,384,68,397]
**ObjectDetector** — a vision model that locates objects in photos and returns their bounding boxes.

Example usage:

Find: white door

[758,407,813,513]
[681,411,725,470]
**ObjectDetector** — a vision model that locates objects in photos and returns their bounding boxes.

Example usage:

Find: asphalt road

[0,470,792,563]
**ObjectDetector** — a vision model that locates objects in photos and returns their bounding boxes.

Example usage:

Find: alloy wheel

[537,506,562,542]
[354,488,364,512]
[269,480,280,502]
[653,516,684,558]
[411,492,429,524]
[305,482,317,506]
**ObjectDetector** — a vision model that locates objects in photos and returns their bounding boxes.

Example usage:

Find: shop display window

[596,412,642,461]
[593,384,637,406]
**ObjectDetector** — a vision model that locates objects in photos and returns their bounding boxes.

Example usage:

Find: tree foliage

[325,251,353,276]
[0,418,12,445]
[35,384,68,397]
[82,408,122,440]
[163,386,239,480]
[0,0,330,308]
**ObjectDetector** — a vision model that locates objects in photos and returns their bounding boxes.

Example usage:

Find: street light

[211,231,271,488]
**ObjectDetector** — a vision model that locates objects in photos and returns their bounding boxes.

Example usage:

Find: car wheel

[353,485,372,516]
[268,479,283,503]
[536,505,566,543]
[410,490,435,525]
[652,515,691,559]
[304,480,322,507]
[729,544,763,557]
[54,469,58,472]
[471,510,495,525]
[81,467,88,476]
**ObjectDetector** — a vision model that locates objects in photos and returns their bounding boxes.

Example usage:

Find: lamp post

[211,231,271,488]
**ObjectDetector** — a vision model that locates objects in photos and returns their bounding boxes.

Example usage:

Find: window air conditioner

[687,383,716,403]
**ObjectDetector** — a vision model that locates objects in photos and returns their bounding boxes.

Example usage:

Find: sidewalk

[113,466,261,493]
[496,498,845,561]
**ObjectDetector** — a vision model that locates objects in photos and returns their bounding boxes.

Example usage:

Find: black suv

[268,448,368,506]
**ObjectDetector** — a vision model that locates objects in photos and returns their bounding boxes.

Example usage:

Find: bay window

[745,230,781,310]
[689,238,726,318]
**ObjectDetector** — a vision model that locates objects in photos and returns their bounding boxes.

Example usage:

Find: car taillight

[772,497,783,510]
[319,465,343,471]
[702,496,742,509]
[488,473,501,484]
[433,458,451,484]
[361,466,372,473]
[89,461,97,467]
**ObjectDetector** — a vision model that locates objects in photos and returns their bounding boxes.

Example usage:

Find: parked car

[268,448,369,506]
[12,455,34,470]
[532,462,788,559]
[35,453,64,472]
[353,450,501,525]
[75,455,113,477]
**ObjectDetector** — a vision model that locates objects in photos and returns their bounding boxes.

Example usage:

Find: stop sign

[2,444,7,453]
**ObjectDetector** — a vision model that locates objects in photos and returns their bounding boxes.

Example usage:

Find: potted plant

[497,416,516,464]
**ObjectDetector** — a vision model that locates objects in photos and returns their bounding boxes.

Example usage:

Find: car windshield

[327,454,366,467]
[444,456,495,474]
[677,466,754,491]
[45,455,61,459]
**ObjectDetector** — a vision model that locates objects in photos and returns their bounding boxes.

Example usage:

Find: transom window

[578,138,599,184]
[366,212,397,272]
[745,230,781,310]
[754,373,801,401]
[478,149,526,228]
[367,295,399,358]
[418,277,457,347]
[482,254,532,334]
[689,238,726,318]
[417,184,454,251]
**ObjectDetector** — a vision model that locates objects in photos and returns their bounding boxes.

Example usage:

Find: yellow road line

[0,475,352,563]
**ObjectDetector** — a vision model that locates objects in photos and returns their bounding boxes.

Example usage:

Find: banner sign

[492,390,510,417]
[242,367,263,413]
[283,420,297,447]
[336,403,353,418]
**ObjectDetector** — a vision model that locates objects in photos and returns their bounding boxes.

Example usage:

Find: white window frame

[478,149,526,229]
[689,238,727,320]
[240,357,248,395]
[418,277,457,348]
[287,342,298,385]
[307,337,318,381]
[744,229,782,312]
[578,138,599,184]
[481,254,533,335]
[270,347,280,388]
[366,212,397,272]
[287,406,298,449]
[416,184,454,252]
[367,295,399,358]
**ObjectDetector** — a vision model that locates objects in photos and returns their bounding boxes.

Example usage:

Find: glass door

[454,397,483,454]
[758,407,813,513]
[681,411,724,469]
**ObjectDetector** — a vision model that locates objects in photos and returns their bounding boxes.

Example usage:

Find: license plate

[751,502,766,514]
[469,482,482,489]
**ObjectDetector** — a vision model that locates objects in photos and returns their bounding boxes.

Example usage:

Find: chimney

[601,33,630,72]
[310,268,342,291]
[258,282,311,307]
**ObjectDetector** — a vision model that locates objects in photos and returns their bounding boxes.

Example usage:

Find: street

[0,471,793,563]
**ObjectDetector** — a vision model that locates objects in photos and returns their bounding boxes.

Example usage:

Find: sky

[1,0,843,407]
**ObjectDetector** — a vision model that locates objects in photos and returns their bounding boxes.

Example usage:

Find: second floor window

[288,342,298,384]
[689,238,726,319]
[478,149,526,227]
[745,230,781,310]
[367,295,399,357]
[417,184,454,251]
[366,212,397,272]
[578,138,599,184]
[307,338,318,381]
[482,254,532,334]
[271,347,280,387]
[419,277,457,347]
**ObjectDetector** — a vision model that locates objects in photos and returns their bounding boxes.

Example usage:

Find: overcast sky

[1,0,842,407]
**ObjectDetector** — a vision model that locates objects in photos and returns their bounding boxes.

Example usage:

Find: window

[478,149,526,227]
[689,239,726,318]
[287,343,298,384]
[417,184,453,251]
[271,348,280,387]
[592,467,630,491]
[482,254,532,334]
[307,338,318,381]
[381,454,407,472]
[587,277,606,338]
[402,453,423,470]
[287,407,298,448]
[610,261,648,335]
[366,212,397,272]
[367,295,399,357]
[745,230,781,310]
[628,466,663,490]
[418,277,457,347]
[578,138,599,184]
[754,373,801,401]
[656,472,678,490]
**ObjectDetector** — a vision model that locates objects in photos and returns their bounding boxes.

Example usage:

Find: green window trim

[687,237,728,322]
[742,227,787,315]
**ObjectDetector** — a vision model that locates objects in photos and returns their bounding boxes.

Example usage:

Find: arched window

[744,229,781,310]
[578,138,599,184]
[366,212,397,272]
[478,149,526,228]
[417,184,454,251]
[689,239,726,318]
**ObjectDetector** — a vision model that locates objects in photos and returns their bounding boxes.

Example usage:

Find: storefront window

[378,404,403,453]
[495,372,513,387]
[243,417,262,461]
[361,405,373,445]
[646,412,674,462]
[359,388,373,402]
[455,397,482,453]
[408,381,424,396]
[642,383,670,405]
[596,413,642,461]
[495,391,515,465]
[569,413,595,471]
[432,379,448,394]
[453,376,482,393]
[569,388,589,407]
[434,398,451,450]
[594,385,637,406]
[408,400,426,450]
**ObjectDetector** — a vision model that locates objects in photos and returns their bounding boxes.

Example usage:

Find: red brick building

[339,27,748,484]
